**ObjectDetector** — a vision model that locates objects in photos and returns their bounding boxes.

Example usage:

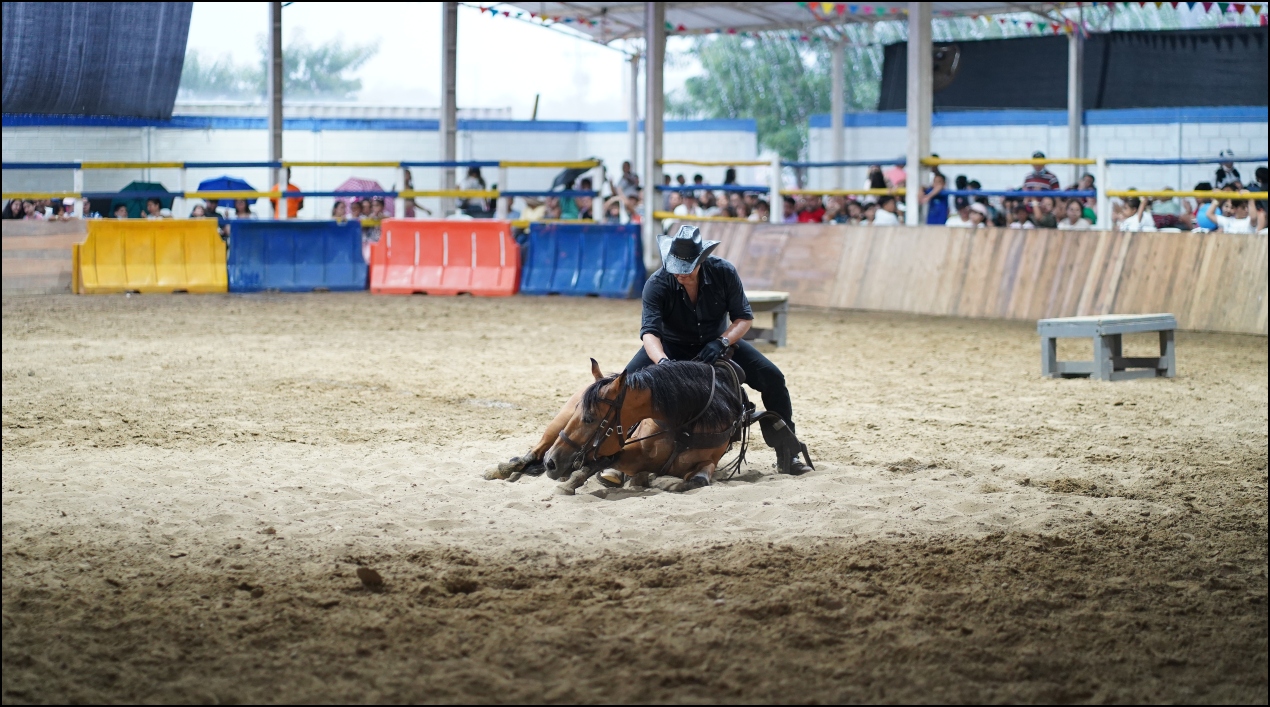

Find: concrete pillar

[629,52,640,169]
[642,2,664,273]
[267,1,283,217]
[904,1,931,226]
[1067,30,1084,186]
[831,40,845,190]
[440,2,458,217]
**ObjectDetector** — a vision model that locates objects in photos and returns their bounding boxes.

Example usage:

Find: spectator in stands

[1022,151,1061,192]
[944,196,973,227]
[733,201,750,220]
[1009,204,1035,229]
[625,193,643,225]
[575,178,594,220]
[674,191,702,219]
[400,169,432,217]
[3,199,25,219]
[723,167,738,187]
[823,196,848,224]
[724,192,742,217]
[22,199,44,220]
[1030,196,1058,228]
[459,167,487,217]
[872,196,900,226]
[920,171,947,225]
[865,165,886,191]
[692,174,705,189]
[844,200,864,225]
[113,204,129,219]
[1057,199,1092,230]
[749,199,770,222]
[544,196,562,220]
[699,190,720,216]
[602,196,623,224]
[662,175,674,210]
[145,197,163,219]
[782,195,798,223]
[1150,187,1185,229]
[1206,195,1254,234]
[796,195,825,223]
[369,197,387,221]
[967,202,990,228]
[675,174,687,188]
[861,201,878,225]
[1068,172,1097,207]
[1215,150,1241,189]
[884,160,906,189]
[232,198,255,220]
[270,167,304,219]
[189,204,207,218]
[331,201,348,222]
[1192,181,1218,231]
[521,197,546,222]
[618,161,641,198]
[1251,166,1268,226]
[1117,195,1156,232]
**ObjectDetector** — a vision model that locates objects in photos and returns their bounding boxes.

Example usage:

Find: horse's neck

[618,388,657,429]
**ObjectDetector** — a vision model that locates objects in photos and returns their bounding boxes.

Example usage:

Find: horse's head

[544,359,629,479]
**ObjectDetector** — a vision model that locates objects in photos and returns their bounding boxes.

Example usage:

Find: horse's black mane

[581,361,741,431]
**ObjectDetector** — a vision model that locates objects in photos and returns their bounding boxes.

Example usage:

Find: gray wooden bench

[743,290,789,347]
[1038,314,1176,381]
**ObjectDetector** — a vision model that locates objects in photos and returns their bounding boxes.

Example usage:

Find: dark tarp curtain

[2,2,192,119]
[878,27,1268,111]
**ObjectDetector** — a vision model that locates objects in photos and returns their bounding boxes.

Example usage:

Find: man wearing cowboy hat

[625,225,812,475]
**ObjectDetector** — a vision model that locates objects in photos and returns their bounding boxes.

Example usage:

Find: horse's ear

[590,358,603,381]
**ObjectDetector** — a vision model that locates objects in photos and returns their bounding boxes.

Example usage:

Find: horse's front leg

[554,465,598,495]
[484,388,584,481]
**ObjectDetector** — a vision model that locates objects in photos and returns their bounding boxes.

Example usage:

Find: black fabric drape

[878,27,1268,111]
[2,2,193,119]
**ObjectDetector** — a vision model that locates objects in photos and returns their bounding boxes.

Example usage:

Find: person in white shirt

[1205,196,1254,234]
[1008,204,1035,229]
[1117,196,1156,232]
[966,202,989,228]
[673,192,702,218]
[944,196,973,227]
[871,195,900,225]
[1056,198,1092,230]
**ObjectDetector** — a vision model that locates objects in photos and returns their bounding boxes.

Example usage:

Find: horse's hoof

[685,475,710,490]
[597,470,624,488]
[497,458,527,474]
[506,471,523,483]
[520,463,546,477]
[483,465,511,481]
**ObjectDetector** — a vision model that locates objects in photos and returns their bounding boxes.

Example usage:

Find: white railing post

[494,165,510,219]
[73,167,84,218]
[1096,156,1110,231]
[769,155,783,222]
[395,166,406,218]
[176,166,186,218]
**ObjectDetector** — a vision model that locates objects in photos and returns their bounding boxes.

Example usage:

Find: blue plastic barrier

[520,223,645,298]
[227,220,366,292]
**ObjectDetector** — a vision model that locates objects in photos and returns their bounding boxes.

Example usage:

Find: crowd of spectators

[6,153,1264,235]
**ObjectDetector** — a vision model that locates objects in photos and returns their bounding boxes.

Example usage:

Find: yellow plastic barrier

[78,219,226,294]
[1107,189,1268,199]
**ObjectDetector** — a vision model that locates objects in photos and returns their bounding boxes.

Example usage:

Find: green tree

[178,35,377,101]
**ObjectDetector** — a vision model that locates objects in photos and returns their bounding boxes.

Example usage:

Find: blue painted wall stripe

[1,114,758,134]
[808,106,1268,128]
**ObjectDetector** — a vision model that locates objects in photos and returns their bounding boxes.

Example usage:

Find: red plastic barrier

[370,219,519,296]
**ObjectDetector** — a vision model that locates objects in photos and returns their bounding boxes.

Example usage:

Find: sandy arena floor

[2,293,1266,703]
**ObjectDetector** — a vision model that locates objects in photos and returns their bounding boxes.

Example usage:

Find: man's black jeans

[625,339,795,433]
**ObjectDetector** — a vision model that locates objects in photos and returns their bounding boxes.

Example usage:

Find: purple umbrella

[334,177,393,215]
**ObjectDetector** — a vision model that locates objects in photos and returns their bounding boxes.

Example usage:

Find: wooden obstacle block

[1038,314,1176,381]
[743,290,789,347]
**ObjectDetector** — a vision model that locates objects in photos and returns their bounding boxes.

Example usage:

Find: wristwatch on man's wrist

[719,336,731,347]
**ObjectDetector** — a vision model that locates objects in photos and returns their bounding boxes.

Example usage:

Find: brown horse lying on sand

[485,358,749,493]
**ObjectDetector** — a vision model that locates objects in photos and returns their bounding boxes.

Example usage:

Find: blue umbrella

[196,176,259,208]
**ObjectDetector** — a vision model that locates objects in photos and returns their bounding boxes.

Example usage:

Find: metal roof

[498,2,1075,44]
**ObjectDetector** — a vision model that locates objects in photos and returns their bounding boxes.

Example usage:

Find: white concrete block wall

[807,109,1266,195]
[2,120,757,218]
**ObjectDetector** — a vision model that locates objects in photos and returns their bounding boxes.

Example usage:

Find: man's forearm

[723,318,751,344]
[642,333,668,363]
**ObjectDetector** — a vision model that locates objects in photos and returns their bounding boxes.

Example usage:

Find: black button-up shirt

[639,256,753,347]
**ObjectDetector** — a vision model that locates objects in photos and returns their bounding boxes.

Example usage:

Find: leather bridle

[555,382,630,461]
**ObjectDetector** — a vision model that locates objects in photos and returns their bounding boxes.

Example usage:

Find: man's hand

[695,339,727,364]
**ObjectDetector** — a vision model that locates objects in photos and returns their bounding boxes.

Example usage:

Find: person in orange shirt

[270,168,304,219]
